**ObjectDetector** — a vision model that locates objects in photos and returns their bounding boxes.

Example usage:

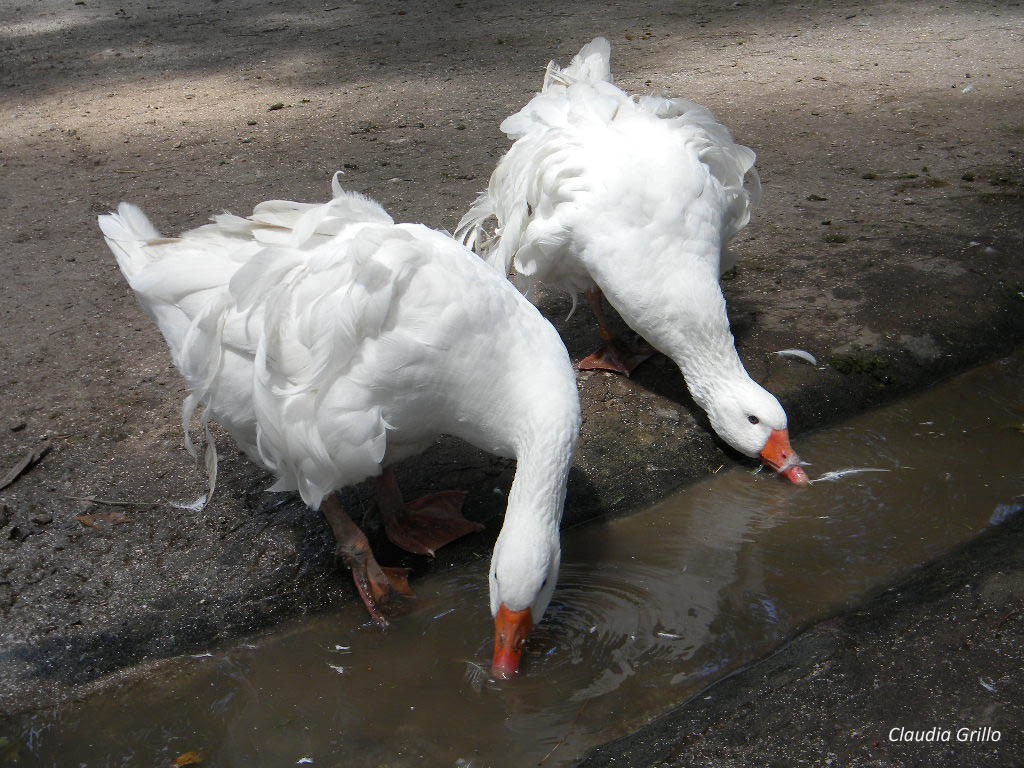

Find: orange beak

[760,428,809,485]
[491,604,534,679]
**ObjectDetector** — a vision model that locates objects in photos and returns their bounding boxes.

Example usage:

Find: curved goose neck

[588,238,753,415]
[505,401,579,534]
[660,276,752,414]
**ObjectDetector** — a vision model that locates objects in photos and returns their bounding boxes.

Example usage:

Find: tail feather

[98,202,163,282]
[543,37,612,90]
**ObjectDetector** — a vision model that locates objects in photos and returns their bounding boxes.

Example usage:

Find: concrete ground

[1,0,1022,755]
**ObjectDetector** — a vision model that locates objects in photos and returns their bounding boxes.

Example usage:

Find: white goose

[99,174,581,678]
[458,38,808,484]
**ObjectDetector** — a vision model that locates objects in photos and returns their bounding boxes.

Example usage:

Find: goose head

[705,377,809,484]
[488,526,561,679]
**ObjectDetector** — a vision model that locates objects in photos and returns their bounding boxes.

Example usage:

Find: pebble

[32,513,53,525]
[8,420,26,432]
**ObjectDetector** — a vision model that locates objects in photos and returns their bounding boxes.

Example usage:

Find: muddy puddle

[10,354,1024,767]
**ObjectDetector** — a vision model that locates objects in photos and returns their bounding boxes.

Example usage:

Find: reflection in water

[11,354,1024,767]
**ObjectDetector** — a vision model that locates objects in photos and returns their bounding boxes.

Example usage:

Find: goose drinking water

[100,174,581,678]
[458,38,808,484]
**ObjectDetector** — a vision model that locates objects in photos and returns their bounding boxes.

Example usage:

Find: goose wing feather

[458,38,760,290]
[101,177,446,508]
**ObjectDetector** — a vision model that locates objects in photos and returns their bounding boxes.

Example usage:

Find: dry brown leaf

[174,751,204,767]
[75,511,130,528]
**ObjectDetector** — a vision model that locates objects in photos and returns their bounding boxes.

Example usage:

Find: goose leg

[320,493,412,626]
[376,468,483,557]
[577,288,655,376]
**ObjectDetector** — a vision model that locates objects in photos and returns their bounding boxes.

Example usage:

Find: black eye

[747,415,759,425]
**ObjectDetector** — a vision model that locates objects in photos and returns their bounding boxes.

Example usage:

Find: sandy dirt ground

[1,0,1022,720]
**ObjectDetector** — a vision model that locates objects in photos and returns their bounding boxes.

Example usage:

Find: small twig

[62,495,163,509]
[538,699,589,765]
[992,608,1022,631]
[0,442,51,491]
[231,26,289,36]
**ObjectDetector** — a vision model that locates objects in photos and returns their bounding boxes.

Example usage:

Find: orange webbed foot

[381,489,483,557]
[578,338,656,376]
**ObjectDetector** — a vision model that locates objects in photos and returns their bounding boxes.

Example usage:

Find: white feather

[811,468,891,484]
[773,349,818,366]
